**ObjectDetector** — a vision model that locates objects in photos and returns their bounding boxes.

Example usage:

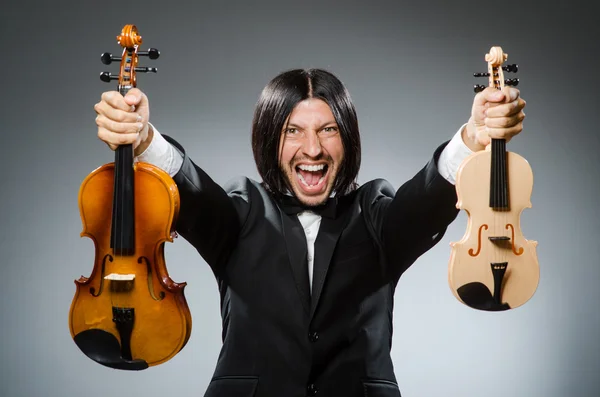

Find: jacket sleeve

[367,141,460,281]
[162,135,245,276]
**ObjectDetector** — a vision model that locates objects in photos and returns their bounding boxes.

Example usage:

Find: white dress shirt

[136,123,473,293]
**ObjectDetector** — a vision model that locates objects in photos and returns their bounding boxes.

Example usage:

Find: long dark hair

[251,68,361,198]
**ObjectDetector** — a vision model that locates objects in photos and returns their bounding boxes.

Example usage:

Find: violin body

[68,25,191,370]
[448,46,539,311]
[448,147,539,311]
[69,162,191,369]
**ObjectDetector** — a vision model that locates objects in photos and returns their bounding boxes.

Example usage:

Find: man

[94,68,525,397]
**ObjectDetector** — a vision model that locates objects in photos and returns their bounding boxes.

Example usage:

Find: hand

[94,88,153,156]
[463,86,526,151]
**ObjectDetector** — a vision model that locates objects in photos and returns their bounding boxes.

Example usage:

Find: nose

[302,131,322,158]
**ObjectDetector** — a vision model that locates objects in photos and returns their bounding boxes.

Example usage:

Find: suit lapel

[280,210,311,315]
[309,209,352,319]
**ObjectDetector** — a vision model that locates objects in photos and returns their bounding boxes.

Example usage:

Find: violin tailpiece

[112,307,135,361]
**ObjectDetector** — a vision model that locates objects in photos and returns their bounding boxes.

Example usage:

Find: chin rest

[74,329,148,370]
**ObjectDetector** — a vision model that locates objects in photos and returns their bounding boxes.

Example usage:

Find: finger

[97,126,140,147]
[501,86,520,103]
[100,91,135,112]
[94,101,144,123]
[96,113,144,135]
[94,100,143,124]
[485,123,523,141]
[473,87,506,107]
[486,97,526,118]
[484,111,526,129]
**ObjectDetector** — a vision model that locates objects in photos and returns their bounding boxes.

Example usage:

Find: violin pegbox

[473,46,519,93]
[98,24,160,92]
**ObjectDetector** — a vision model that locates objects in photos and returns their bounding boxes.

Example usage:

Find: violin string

[500,136,505,268]
[495,67,503,287]
[119,52,131,310]
[500,75,507,272]
[494,127,499,270]
[498,135,502,269]
[497,69,507,291]
[503,138,507,268]
[116,124,123,309]
[493,70,499,273]
[495,126,499,268]
[498,73,504,275]
[114,52,128,309]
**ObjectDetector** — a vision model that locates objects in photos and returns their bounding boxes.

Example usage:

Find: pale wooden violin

[69,25,192,369]
[448,46,539,311]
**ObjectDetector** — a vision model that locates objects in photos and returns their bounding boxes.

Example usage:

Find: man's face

[278,98,344,206]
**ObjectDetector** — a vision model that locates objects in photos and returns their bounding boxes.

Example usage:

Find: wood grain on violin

[69,25,192,370]
[448,47,539,312]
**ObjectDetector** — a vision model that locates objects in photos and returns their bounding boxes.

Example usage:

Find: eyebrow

[285,121,338,129]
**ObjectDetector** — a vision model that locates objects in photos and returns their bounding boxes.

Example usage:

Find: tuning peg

[474,84,486,93]
[100,52,121,65]
[134,67,158,73]
[504,78,519,86]
[100,72,119,83]
[138,48,160,59]
[502,64,518,73]
[474,72,490,77]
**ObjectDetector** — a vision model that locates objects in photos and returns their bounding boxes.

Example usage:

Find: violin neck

[110,86,135,255]
[490,138,509,211]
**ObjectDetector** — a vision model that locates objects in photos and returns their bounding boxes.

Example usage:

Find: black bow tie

[280,195,338,219]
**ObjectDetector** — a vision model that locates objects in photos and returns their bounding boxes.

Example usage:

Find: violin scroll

[116,24,142,48]
[473,46,519,92]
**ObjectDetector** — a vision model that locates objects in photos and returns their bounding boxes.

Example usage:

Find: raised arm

[159,132,242,274]
[371,86,526,281]
[375,137,463,281]
[94,88,242,276]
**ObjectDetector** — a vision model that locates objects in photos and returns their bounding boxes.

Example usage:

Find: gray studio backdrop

[1,1,598,396]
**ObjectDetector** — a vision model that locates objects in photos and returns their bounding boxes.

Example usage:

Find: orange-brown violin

[448,46,539,311]
[69,25,192,369]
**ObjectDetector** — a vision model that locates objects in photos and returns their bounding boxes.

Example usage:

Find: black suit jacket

[163,135,459,397]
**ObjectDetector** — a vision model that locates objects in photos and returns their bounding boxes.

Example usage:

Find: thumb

[123,88,146,108]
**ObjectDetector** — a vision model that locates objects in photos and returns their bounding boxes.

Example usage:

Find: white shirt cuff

[135,123,184,177]
[437,124,474,185]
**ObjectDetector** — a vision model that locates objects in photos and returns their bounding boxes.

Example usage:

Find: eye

[322,126,339,133]
[284,128,298,134]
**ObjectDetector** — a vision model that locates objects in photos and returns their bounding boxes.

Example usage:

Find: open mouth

[295,163,329,193]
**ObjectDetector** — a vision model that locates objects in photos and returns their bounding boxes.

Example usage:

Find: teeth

[298,164,325,172]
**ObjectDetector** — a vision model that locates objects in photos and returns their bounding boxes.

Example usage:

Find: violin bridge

[488,236,511,249]
[105,273,135,293]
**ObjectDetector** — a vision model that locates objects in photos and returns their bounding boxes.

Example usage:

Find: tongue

[299,170,324,186]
